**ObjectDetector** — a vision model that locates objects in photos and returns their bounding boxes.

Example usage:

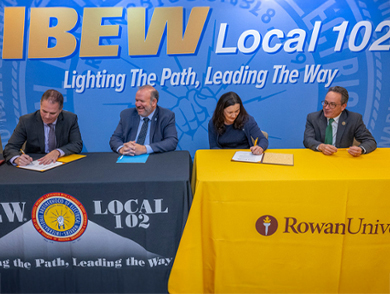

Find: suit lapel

[149,107,159,143]
[336,111,348,147]
[55,111,64,148]
[319,111,328,143]
[129,111,140,141]
[35,111,46,152]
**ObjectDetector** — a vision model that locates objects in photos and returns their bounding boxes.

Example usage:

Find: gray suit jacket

[3,110,83,162]
[109,106,178,153]
[303,109,376,154]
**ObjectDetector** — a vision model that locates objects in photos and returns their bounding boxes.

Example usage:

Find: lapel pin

[342,121,346,125]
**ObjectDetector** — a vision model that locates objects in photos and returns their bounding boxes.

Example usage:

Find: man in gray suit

[3,89,83,166]
[303,86,376,157]
[109,85,178,156]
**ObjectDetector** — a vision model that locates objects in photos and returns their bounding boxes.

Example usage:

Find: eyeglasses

[321,100,341,109]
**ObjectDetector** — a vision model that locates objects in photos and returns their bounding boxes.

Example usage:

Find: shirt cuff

[57,149,65,157]
[145,145,154,154]
[360,146,366,154]
[116,145,124,153]
[10,155,20,166]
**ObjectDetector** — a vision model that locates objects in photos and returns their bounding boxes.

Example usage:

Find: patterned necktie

[48,123,56,152]
[324,118,334,145]
[136,117,150,145]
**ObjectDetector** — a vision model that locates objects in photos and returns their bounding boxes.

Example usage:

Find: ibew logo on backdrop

[93,199,168,229]
[32,192,88,242]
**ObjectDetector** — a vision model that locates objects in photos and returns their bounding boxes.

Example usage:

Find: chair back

[262,131,269,140]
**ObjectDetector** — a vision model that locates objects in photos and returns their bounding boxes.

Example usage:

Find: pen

[20,149,25,155]
[120,155,124,160]
[251,137,258,146]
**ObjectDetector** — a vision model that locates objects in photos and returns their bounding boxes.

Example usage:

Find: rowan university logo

[256,215,278,236]
[32,192,88,242]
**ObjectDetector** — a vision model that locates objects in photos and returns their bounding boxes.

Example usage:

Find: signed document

[17,160,64,172]
[232,151,294,166]
[232,151,263,163]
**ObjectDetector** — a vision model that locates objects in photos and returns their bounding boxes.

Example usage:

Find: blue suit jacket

[109,106,178,153]
[208,115,268,151]
[3,110,83,162]
[303,109,377,154]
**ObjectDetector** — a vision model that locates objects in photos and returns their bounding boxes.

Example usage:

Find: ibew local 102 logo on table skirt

[32,192,88,242]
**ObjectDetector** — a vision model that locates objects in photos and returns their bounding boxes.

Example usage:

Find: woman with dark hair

[208,91,268,155]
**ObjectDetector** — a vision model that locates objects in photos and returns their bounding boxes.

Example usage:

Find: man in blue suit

[304,86,376,157]
[110,85,178,156]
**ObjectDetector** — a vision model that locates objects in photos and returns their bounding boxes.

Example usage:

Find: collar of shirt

[327,112,342,125]
[44,119,57,127]
[138,108,156,122]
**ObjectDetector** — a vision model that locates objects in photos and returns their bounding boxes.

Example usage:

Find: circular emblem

[1,1,387,159]
[32,192,88,242]
[256,215,278,236]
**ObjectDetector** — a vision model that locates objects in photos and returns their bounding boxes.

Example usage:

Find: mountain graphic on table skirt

[0,220,160,260]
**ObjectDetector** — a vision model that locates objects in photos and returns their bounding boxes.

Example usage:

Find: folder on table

[57,154,86,163]
[232,151,294,166]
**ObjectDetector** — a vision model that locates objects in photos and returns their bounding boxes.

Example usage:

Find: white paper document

[231,151,263,163]
[18,160,64,172]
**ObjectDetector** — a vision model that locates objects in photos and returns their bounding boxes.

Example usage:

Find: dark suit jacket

[208,115,269,151]
[109,106,178,153]
[303,109,376,154]
[3,110,83,162]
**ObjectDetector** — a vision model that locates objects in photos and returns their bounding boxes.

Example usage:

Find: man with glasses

[303,86,376,156]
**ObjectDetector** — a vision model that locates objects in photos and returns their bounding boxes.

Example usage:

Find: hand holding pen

[15,149,33,166]
[250,137,264,155]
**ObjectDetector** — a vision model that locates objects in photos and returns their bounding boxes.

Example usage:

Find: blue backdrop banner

[1,0,389,156]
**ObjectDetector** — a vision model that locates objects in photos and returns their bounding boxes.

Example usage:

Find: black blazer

[3,110,83,162]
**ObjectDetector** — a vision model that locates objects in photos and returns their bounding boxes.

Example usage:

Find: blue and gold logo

[32,192,88,242]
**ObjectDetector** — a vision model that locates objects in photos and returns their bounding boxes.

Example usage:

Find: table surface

[0,151,191,184]
[193,148,390,182]
[169,148,390,294]
[0,151,192,294]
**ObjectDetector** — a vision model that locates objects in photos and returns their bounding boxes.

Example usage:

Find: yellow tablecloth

[169,148,390,293]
